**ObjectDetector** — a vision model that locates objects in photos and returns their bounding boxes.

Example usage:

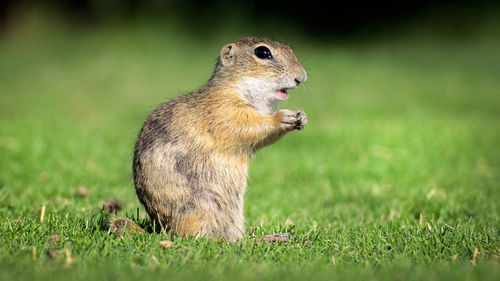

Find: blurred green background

[0,1,499,280]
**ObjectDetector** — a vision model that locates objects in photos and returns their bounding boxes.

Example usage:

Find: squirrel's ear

[220,44,236,66]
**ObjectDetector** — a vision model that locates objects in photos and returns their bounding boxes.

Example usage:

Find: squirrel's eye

[254,46,273,59]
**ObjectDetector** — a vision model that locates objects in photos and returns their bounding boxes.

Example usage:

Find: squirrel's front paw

[278,109,308,131]
[295,109,308,130]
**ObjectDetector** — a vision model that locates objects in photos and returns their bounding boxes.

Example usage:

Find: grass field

[1,15,499,280]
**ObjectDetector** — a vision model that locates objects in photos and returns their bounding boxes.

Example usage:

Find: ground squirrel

[132,37,307,241]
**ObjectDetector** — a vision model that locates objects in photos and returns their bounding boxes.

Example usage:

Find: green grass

[1,15,499,281]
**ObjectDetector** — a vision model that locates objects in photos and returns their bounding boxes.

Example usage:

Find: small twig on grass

[32,247,36,260]
[331,255,336,265]
[442,222,454,229]
[419,213,423,227]
[64,248,73,268]
[472,246,479,266]
[40,205,46,223]
[151,255,160,266]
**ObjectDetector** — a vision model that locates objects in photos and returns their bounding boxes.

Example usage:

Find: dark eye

[254,46,273,59]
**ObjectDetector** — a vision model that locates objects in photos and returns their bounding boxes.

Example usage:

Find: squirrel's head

[213,37,307,115]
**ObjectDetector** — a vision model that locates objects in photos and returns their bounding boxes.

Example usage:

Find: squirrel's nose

[295,68,307,85]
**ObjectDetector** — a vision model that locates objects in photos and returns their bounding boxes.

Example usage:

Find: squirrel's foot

[278,109,308,131]
[251,233,294,243]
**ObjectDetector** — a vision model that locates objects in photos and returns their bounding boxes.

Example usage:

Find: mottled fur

[133,37,307,241]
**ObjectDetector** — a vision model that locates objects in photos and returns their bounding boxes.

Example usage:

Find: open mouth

[275,88,290,100]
